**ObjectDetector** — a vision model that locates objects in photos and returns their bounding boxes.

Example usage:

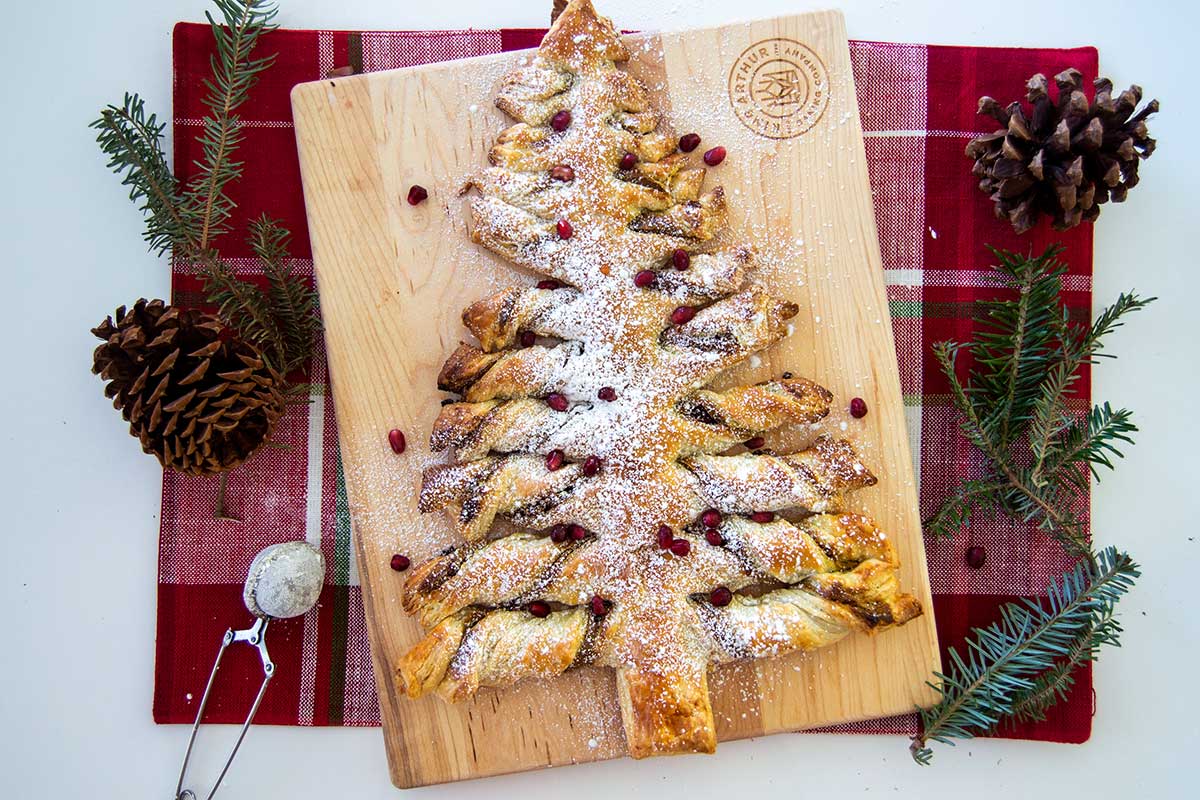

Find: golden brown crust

[437,609,590,701]
[395,613,472,698]
[396,0,923,759]
[618,667,717,758]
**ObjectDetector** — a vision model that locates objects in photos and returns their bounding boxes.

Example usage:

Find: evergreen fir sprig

[910,548,1139,764]
[249,214,320,372]
[923,245,1154,554]
[1006,605,1123,724]
[915,244,1153,764]
[90,1,319,378]
[184,0,280,249]
[91,94,201,255]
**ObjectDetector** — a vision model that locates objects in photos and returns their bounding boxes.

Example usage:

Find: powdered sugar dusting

[343,1,919,756]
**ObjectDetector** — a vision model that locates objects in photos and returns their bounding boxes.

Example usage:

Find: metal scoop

[175,541,326,800]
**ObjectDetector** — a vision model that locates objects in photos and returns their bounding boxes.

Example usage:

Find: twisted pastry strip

[466,167,573,219]
[674,377,832,454]
[421,436,873,541]
[402,533,603,627]
[718,513,922,626]
[401,513,905,632]
[612,109,659,134]
[432,377,831,463]
[431,398,566,460]
[652,248,750,301]
[700,555,922,660]
[438,341,579,402]
[697,588,864,660]
[397,607,594,702]
[470,189,731,278]
[683,436,877,514]
[487,124,559,172]
[419,455,585,540]
[461,285,584,352]
[440,287,794,404]
[627,186,729,240]
[494,64,573,125]
[471,152,701,222]
[663,288,800,384]
[458,251,749,357]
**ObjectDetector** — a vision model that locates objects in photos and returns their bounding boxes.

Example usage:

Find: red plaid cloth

[157,22,1097,745]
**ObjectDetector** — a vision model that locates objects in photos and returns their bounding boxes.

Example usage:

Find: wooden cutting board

[292,8,940,789]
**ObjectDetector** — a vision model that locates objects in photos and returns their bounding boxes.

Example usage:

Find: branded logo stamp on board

[728,38,829,140]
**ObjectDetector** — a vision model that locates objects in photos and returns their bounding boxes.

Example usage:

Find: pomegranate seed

[406,185,428,205]
[669,538,691,557]
[849,397,868,418]
[550,109,572,131]
[389,554,411,572]
[387,429,406,454]
[556,219,573,239]
[519,330,537,347]
[656,524,674,549]
[569,524,587,541]
[704,528,725,547]
[678,132,701,152]
[701,508,722,528]
[966,545,987,569]
[670,306,696,325]
[782,371,794,379]
[598,386,617,402]
[528,600,551,618]
[545,449,565,471]
[582,455,602,476]
[634,270,658,288]
[672,248,691,270]
[703,146,727,166]
[550,524,569,543]
[750,511,775,523]
[550,165,575,182]
[536,279,561,290]
[546,393,569,412]
[709,586,733,606]
[619,151,638,170]
[590,595,609,616]
[744,436,765,449]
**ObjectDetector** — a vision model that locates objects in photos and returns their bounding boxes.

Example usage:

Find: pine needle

[249,214,322,372]
[201,257,285,366]
[91,94,202,255]
[910,548,1139,764]
[182,0,280,249]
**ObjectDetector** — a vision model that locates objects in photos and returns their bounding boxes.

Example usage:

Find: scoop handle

[175,617,275,800]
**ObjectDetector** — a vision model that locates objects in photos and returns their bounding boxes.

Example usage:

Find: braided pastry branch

[684,436,877,514]
[433,376,831,462]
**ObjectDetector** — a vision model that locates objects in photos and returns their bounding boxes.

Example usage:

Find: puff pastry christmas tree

[396,0,922,758]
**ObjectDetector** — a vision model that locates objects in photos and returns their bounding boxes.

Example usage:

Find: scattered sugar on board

[348,23,908,742]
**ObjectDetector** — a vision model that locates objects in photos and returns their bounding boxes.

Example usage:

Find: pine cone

[965,68,1158,233]
[91,299,287,475]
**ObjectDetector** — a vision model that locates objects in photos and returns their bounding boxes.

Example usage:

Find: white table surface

[2,0,1195,796]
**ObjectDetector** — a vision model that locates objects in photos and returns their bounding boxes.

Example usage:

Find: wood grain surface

[293,9,940,788]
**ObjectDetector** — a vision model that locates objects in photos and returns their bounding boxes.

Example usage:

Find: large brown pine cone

[965,68,1158,233]
[91,299,286,475]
